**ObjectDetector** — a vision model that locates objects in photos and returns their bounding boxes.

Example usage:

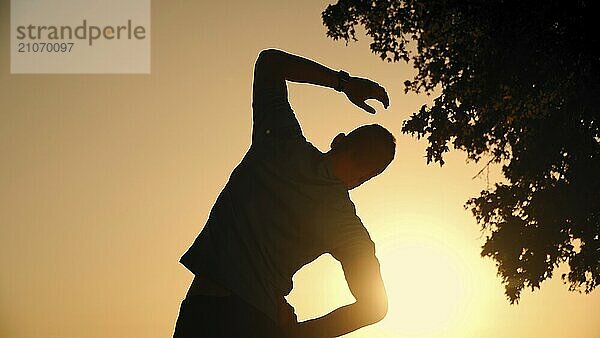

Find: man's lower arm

[295,301,385,338]
[261,49,341,90]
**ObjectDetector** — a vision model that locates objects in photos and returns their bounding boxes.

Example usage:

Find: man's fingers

[367,87,389,109]
[357,100,376,114]
[374,85,390,108]
[350,94,376,114]
[382,89,390,108]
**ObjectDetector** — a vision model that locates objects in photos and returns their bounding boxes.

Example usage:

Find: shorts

[173,294,281,338]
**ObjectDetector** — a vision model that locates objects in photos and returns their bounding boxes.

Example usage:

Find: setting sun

[383,237,468,335]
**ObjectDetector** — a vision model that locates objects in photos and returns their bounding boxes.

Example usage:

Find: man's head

[327,124,396,190]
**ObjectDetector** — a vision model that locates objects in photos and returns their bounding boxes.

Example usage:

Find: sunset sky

[1,1,599,337]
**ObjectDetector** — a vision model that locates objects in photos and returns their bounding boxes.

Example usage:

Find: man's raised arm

[253,49,390,114]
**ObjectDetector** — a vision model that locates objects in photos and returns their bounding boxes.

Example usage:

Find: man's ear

[331,133,346,149]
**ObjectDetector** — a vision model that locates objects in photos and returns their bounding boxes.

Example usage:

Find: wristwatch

[336,70,350,92]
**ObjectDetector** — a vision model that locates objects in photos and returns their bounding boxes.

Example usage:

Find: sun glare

[371,212,486,337]
[383,243,467,334]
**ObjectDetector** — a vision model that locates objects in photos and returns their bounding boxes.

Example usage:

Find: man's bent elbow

[360,295,388,324]
[371,282,388,323]
[257,48,284,65]
[255,49,286,80]
[374,299,388,322]
[371,296,388,323]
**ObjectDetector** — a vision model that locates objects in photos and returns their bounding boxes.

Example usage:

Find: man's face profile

[330,132,392,190]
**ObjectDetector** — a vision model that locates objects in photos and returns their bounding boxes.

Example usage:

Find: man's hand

[343,77,390,114]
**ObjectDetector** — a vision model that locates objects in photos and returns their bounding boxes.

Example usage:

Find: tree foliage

[323,0,600,303]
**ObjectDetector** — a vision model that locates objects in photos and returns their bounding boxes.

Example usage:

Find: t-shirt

[179,87,376,322]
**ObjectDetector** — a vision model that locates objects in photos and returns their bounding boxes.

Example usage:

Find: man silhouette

[174,49,394,338]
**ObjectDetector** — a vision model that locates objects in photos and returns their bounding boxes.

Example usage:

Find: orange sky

[1,1,599,337]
